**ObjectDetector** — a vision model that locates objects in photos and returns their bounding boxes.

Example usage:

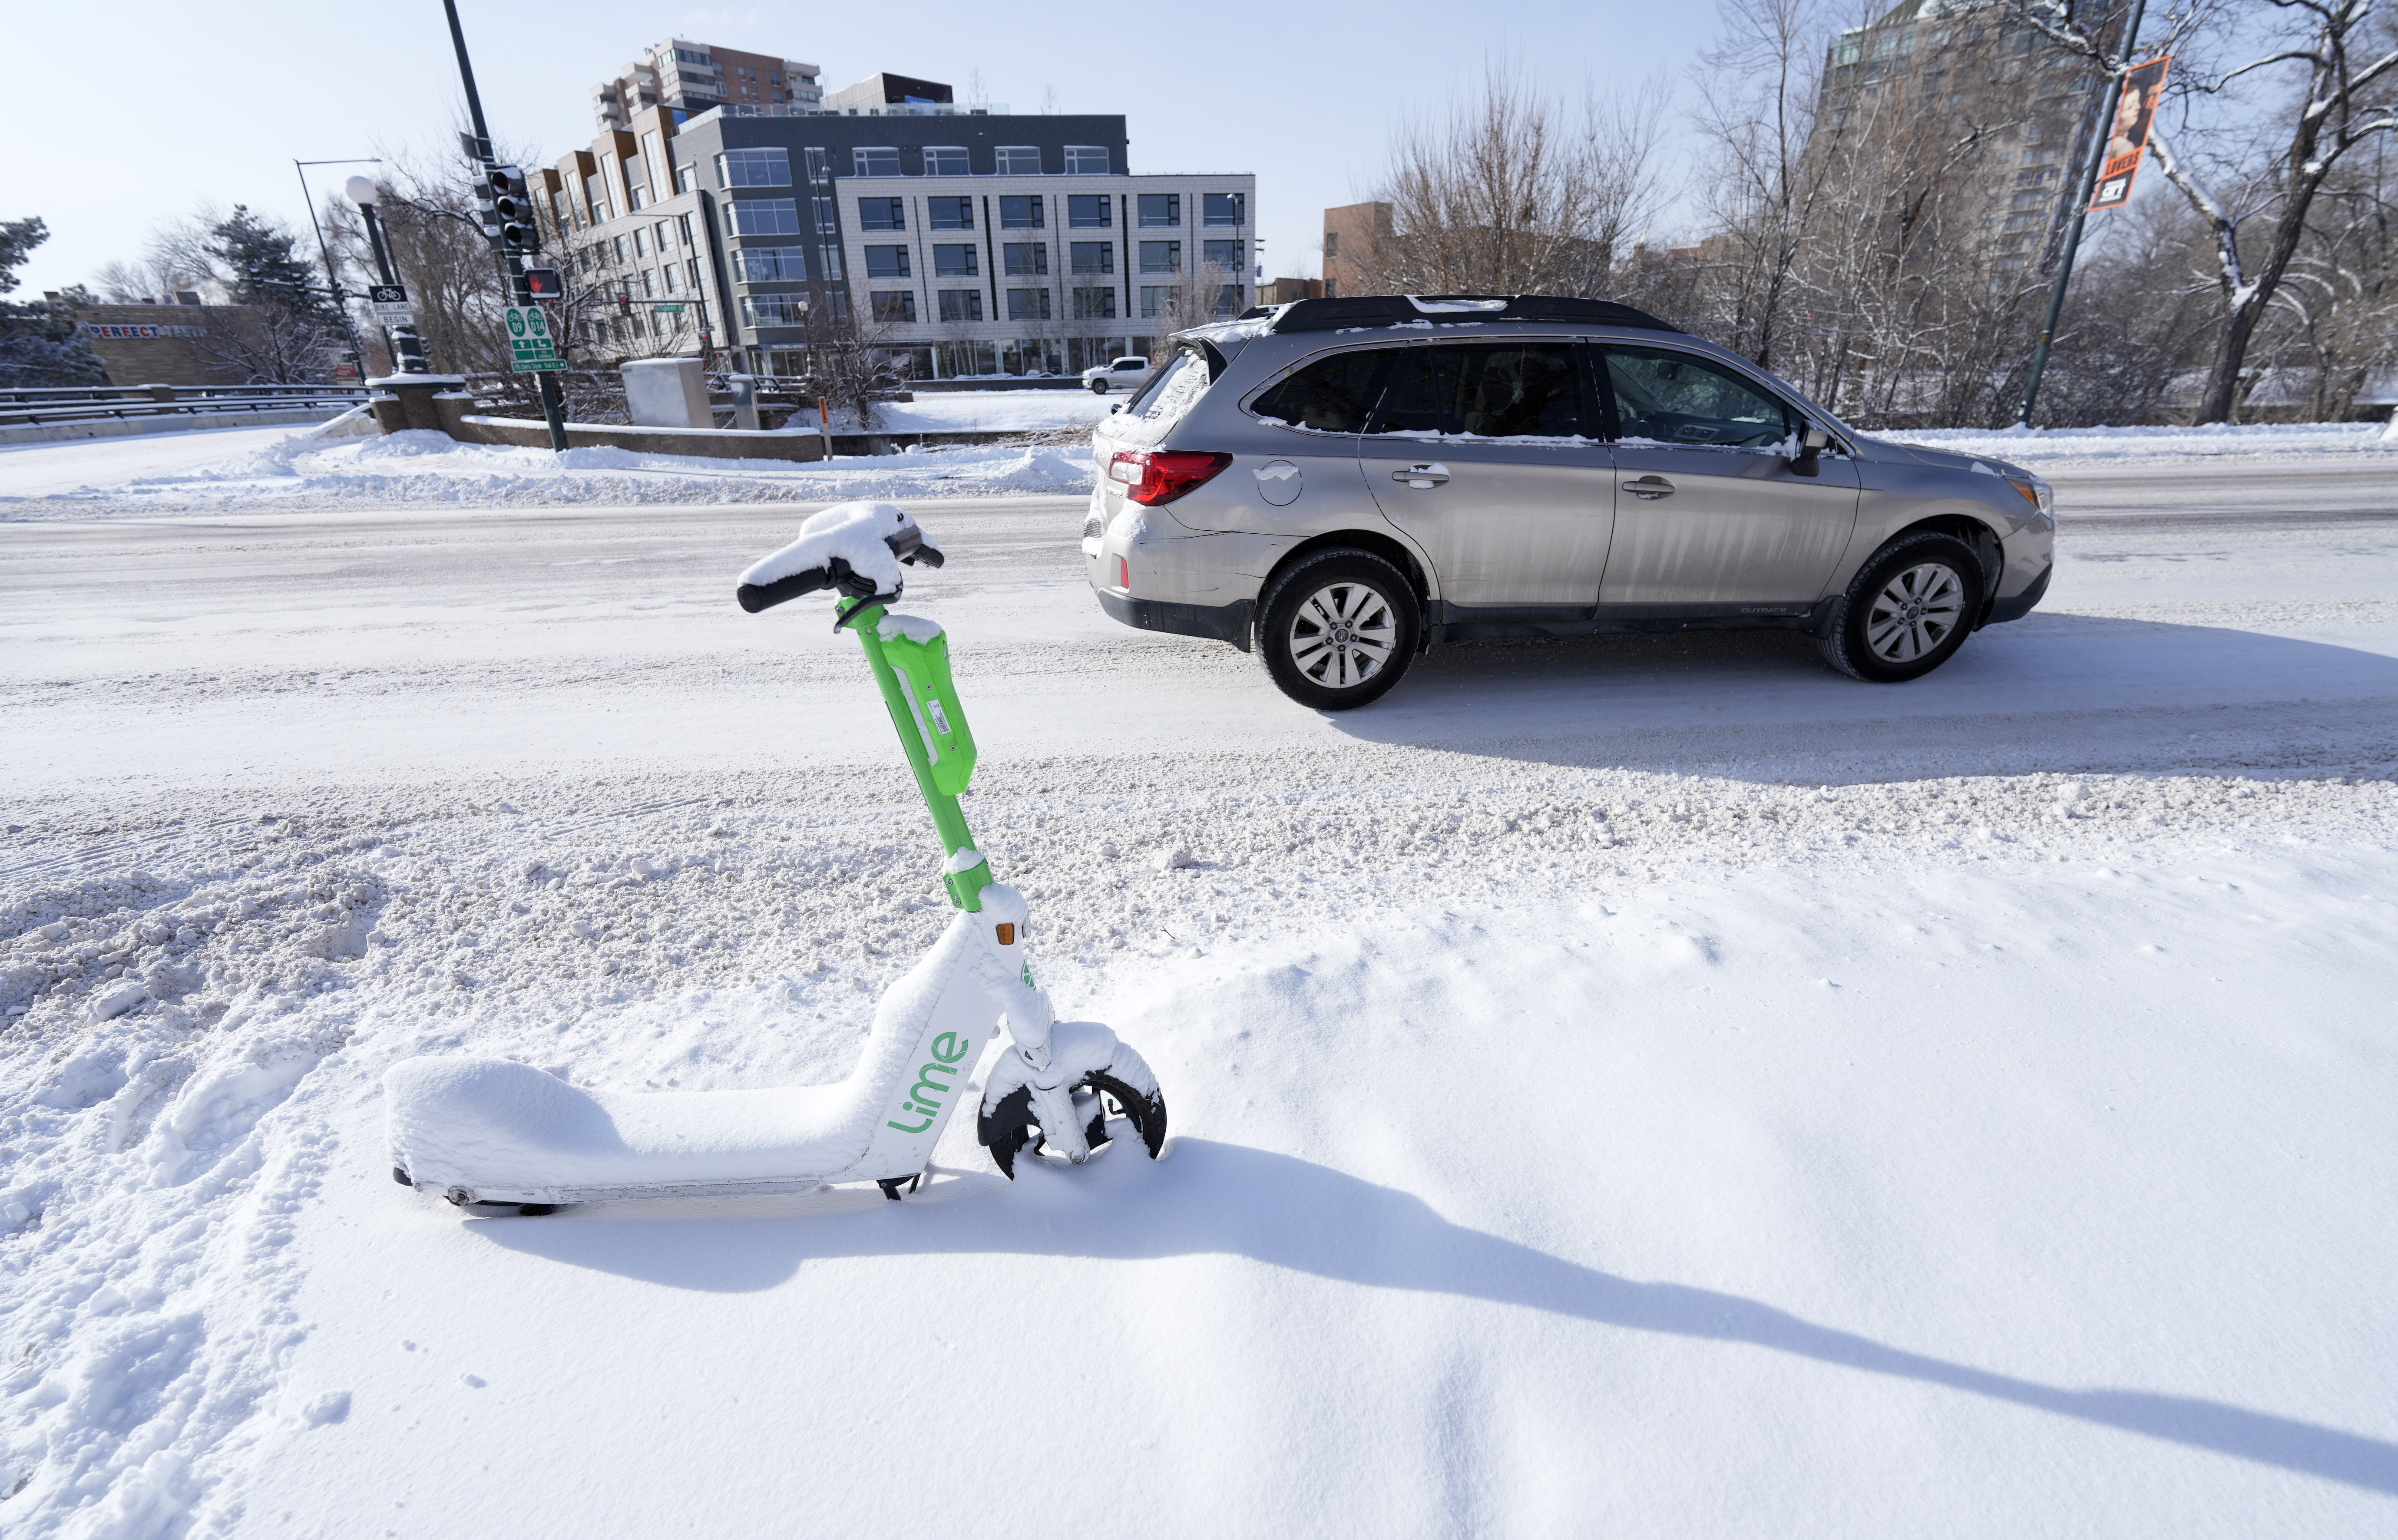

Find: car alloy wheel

[1288,581,1397,691]
[1864,562,1966,664]
[1257,548,1421,709]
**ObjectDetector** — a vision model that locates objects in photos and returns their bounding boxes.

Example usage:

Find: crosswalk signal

[479,165,539,254]
[523,267,564,302]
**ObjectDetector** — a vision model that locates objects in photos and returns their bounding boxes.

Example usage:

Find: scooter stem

[840,596,996,912]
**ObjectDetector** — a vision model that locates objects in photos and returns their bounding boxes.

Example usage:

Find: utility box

[621,357,711,429]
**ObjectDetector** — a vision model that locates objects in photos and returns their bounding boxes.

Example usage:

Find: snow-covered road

[3,462,2395,1536]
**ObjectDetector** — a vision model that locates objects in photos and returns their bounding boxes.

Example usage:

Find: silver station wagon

[1082,294,2055,709]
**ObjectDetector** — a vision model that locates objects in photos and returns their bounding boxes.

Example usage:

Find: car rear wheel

[1819,532,1985,683]
[1257,549,1420,710]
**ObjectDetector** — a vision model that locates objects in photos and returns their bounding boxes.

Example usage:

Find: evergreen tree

[208,205,341,326]
[0,217,109,386]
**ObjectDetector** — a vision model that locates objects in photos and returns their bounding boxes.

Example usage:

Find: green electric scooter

[384,502,1166,1210]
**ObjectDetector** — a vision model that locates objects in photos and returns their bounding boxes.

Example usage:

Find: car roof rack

[1240,294,1680,334]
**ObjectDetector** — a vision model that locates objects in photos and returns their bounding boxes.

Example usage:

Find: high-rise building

[593,40,821,131]
[1807,0,2130,274]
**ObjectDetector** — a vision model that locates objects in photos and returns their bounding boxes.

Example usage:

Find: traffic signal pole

[442,0,570,452]
[2017,0,2147,428]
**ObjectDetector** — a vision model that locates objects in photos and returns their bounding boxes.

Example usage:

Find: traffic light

[478,165,539,254]
[523,267,564,302]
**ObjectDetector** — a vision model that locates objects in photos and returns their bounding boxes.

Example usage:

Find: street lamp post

[441,0,570,452]
[345,175,429,373]
[293,156,380,384]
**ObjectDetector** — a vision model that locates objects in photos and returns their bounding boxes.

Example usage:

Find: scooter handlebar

[734,532,944,613]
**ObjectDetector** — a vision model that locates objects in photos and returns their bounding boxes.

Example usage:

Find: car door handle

[1392,462,1449,487]
[1622,476,1675,499]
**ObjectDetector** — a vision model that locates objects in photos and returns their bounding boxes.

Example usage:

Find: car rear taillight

[1107,450,1233,506]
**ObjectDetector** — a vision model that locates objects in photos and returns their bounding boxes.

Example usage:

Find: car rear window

[1250,349,1388,433]
[1123,351,1209,424]
[1368,343,1587,437]
[1602,345,1791,448]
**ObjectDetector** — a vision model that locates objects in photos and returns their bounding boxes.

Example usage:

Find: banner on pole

[2090,56,2172,211]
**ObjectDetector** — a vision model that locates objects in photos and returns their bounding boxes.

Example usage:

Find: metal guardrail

[0,383,368,428]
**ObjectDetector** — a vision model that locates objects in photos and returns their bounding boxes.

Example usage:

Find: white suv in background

[1082,356,1151,393]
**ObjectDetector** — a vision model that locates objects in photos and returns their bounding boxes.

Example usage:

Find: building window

[937,289,985,322]
[866,245,912,278]
[717,148,791,187]
[872,291,917,323]
[1203,239,1244,270]
[817,246,843,280]
[1065,145,1110,174]
[1004,242,1048,276]
[1204,192,1246,227]
[1072,286,1118,318]
[1068,195,1112,228]
[996,146,1042,174]
[632,228,648,258]
[738,247,810,281]
[854,146,901,177]
[654,219,674,251]
[639,268,657,297]
[688,257,703,288]
[588,173,614,224]
[1140,285,1181,318]
[1069,241,1114,274]
[740,292,810,327]
[676,164,696,194]
[805,197,831,233]
[727,199,802,236]
[1139,241,1181,274]
[1000,195,1045,230]
[820,290,851,321]
[804,147,830,183]
[1214,284,1244,316]
[1322,230,1339,258]
[923,146,970,176]
[928,196,973,231]
[662,263,680,293]
[612,235,630,264]
[678,213,695,248]
[1007,287,1052,320]
[934,244,979,277]
[858,198,904,231]
[1138,193,1180,227]
[629,182,648,212]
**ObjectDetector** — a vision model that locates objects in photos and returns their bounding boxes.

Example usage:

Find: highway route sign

[505,305,564,372]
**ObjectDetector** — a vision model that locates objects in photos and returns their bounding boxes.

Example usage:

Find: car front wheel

[1089,378,1108,393]
[1819,531,1986,682]
[1257,549,1421,709]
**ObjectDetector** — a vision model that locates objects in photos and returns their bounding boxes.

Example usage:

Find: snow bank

[1885,420,2398,467]
[3,431,1096,518]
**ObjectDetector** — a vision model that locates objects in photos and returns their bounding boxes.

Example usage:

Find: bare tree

[1356,62,1667,298]
[2026,0,2398,421]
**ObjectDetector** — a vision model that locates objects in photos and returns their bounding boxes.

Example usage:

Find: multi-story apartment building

[538,87,1257,380]
[593,40,822,131]
[1809,0,2129,274]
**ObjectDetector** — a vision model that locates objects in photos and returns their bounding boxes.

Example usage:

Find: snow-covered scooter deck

[385,504,1167,1212]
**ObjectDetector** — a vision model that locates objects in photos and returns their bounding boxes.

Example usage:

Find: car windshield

[1124,351,1209,423]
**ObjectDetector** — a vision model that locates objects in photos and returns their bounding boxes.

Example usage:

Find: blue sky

[12,0,1726,297]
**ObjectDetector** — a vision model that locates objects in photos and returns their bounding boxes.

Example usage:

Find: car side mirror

[1110,402,1122,414]
[1791,425,1831,477]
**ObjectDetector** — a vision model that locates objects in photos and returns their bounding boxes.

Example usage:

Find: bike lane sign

[505,305,563,372]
